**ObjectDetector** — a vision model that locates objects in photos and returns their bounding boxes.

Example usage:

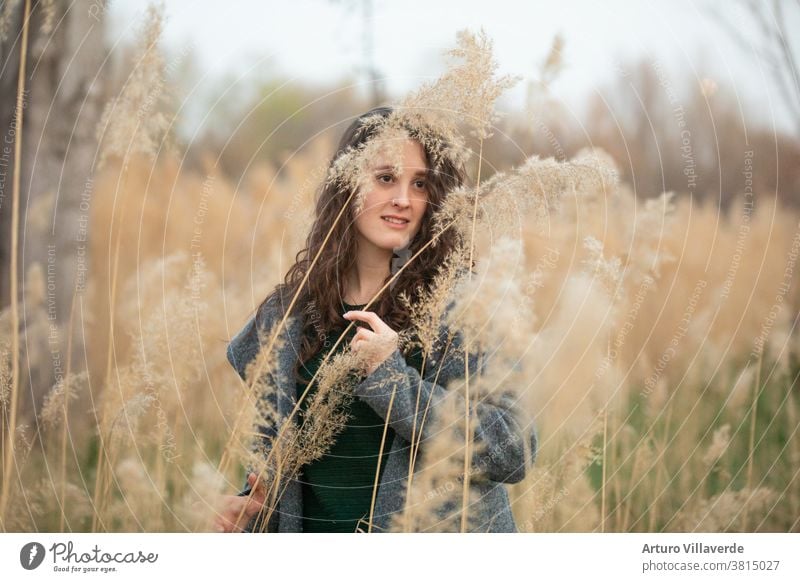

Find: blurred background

[3,0,799,315]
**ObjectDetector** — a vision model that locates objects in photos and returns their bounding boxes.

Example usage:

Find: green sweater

[296,301,423,533]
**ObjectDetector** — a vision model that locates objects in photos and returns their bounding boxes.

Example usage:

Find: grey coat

[226,292,538,533]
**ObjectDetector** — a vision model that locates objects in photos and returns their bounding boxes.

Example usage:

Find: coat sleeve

[352,325,538,484]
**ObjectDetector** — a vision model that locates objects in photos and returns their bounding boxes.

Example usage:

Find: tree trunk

[0,0,108,412]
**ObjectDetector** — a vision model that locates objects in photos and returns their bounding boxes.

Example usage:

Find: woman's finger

[352,327,376,341]
[247,473,269,503]
[350,329,372,351]
[343,310,391,333]
[214,496,248,531]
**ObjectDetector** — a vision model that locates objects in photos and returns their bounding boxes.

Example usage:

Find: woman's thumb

[247,473,267,500]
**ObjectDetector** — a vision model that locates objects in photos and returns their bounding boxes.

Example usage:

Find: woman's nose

[392,184,411,207]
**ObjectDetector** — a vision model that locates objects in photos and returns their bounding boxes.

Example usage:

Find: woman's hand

[343,310,399,375]
[211,473,268,533]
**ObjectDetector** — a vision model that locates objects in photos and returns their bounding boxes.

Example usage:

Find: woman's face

[353,139,429,255]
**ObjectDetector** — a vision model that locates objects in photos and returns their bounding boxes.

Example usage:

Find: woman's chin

[385,235,412,251]
[366,232,410,252]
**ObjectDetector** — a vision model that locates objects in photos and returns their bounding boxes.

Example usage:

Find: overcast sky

[106,0,798,134]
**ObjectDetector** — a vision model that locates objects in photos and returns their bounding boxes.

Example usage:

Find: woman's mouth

[381,216,410,229]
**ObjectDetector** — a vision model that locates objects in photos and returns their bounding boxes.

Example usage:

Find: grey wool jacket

[226,292,538,533]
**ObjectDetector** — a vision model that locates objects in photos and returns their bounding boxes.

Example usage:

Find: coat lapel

[268,306,304,425]
[258,300,305,532]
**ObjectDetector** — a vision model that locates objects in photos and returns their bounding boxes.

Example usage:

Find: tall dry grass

[0,7,797,533]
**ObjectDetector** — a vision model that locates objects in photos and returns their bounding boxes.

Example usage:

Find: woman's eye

[377,174,393,183]
[414,180,427,190]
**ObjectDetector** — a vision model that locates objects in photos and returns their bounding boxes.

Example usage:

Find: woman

[215,106,537,533]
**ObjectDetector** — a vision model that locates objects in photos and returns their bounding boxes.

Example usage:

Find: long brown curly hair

[258,106,467,382]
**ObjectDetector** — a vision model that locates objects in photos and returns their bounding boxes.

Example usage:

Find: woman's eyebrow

[372,165,429,177]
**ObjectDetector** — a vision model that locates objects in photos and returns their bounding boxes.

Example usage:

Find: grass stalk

[743,349,763,530]
[91,165,130,531]
[0,0,32,526]
[461,138,484,532]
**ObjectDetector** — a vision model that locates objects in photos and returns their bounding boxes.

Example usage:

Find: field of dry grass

[0,7,797,533]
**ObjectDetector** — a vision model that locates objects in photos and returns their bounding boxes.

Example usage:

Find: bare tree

[0,0,108,402]
[330,0,385,107]
[704,0,800,136]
